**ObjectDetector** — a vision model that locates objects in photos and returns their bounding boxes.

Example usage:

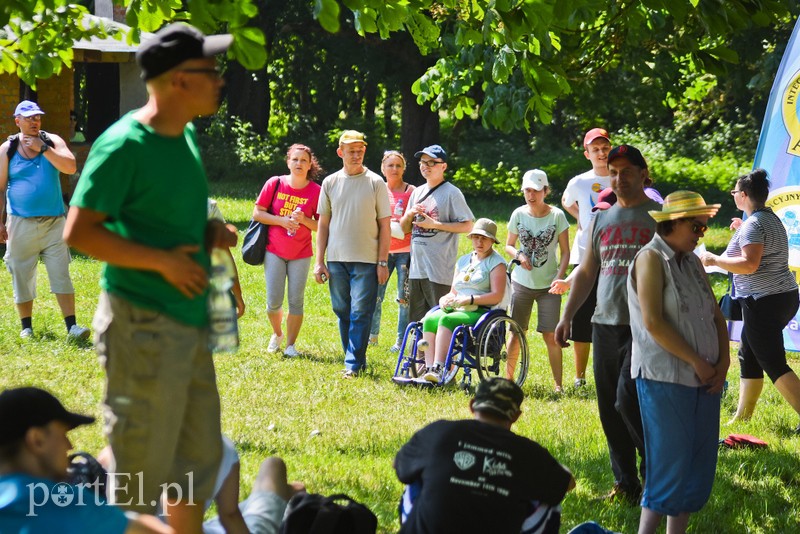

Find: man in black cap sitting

[64,22,238,532]
[394,378,575,533]
[0,387,170,533]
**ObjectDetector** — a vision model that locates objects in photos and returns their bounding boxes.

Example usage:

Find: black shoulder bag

[242,178,279,266]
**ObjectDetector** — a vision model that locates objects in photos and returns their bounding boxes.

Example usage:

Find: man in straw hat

[64,22,238,530]
[394,377,575,533]
[628,191,728,533]
[555,144,660,504]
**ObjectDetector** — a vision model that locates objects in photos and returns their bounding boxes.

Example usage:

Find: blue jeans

[369,252,410,343]
[328,262,379,371]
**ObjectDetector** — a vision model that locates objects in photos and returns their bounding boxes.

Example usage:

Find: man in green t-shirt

[64,23,237,533]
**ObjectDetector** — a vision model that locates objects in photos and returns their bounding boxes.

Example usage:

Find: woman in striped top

[701,169,800,428]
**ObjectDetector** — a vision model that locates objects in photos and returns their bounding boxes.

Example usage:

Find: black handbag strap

[417,181,446,204]
[263,176,281,216]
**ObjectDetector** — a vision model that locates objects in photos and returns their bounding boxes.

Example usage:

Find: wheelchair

[391,303,529,389]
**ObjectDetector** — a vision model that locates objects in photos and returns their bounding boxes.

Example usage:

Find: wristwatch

[377,261,388,267]
[40,144,49,153]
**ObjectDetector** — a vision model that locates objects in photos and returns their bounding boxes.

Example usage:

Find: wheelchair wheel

[475,315,528,386]
[393,323,426,379]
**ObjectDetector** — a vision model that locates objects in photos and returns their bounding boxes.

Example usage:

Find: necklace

[462,253,485,282]
[18,143,40,167]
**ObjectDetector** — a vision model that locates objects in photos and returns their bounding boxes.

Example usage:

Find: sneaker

[267,334,284,353]
[283,344,301,358]
[20,327,33,339]
[574,378,586,388]
[368,335,379,346]
[389,343,402,353]
[423,364,444,384]
[605,483,641,505]
[67,325,90,340]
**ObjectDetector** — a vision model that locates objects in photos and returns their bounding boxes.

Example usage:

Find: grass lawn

[2,181,800,532]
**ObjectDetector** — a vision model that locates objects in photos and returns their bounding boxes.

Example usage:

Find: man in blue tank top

[0,100,89,341]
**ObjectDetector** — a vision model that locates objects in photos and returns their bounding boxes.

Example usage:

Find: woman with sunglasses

[629,191,728,534]
[702,169,800,427]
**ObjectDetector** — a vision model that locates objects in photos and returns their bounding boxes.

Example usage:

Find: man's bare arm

[30,133,77,174]
[0,142,8,242]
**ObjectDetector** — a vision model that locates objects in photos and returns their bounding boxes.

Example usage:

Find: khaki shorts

[3,215,73,303]
[509,281,561,333]
[94,291,221,514]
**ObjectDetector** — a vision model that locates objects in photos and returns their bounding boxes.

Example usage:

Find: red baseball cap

[583,128,611,148]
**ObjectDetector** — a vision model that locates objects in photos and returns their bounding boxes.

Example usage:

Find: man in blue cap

[0,100,89,341]
[400,144,474,366]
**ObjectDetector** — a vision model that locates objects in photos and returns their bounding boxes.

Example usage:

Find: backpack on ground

[279,492,377,534]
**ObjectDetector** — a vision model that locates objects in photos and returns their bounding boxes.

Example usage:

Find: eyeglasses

[419,160,445,168]
[178,67,222,78]
[689,221,708,234]
[20,115,42,122]
[730,189,742,195]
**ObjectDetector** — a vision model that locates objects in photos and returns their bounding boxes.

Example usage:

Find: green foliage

[0,3,113,87]
[198,113,278,182]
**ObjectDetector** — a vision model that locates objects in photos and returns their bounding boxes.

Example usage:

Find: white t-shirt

[562,170,610,264]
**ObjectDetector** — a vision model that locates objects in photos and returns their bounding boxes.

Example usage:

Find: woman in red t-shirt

[253,144,322,357]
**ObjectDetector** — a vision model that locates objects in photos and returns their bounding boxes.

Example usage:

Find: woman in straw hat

[393,218,507,385]
[701,169,800,428]
[628,190,728,534]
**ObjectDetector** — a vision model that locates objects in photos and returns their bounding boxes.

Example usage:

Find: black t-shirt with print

[394,419,572,534]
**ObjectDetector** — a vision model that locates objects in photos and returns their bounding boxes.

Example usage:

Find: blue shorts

[636,379,720,516]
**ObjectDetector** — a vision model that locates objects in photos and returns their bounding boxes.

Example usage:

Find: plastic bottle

[394,198,404,217]
[287,207,302,236]
[208,249,239,353]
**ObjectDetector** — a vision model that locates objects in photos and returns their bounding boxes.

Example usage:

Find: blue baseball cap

[14,100,45,117]
[414,144,447,162]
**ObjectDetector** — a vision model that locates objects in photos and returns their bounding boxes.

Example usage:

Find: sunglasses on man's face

[689,221,708,235]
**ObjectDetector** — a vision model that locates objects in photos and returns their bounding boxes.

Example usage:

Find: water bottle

[208,249,239,353]
[394,198,405,217]
[287,207,302,236]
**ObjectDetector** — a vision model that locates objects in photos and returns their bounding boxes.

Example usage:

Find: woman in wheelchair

[418,218,507,384]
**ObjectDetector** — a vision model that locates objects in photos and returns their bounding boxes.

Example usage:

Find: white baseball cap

[521,169,548,191]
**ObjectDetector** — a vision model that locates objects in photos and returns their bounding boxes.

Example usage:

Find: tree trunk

[401,83,439,186]
[224,63,270,133]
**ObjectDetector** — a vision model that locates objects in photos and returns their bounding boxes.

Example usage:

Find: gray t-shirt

[318,167,391,263]
[409,181,474,284]
[591,200,659,325]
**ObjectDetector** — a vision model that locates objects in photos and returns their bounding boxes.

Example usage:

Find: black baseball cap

[0,387,95,446]
[136,23,233,81]
[472,378,524,421]
[607,144,647,169]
